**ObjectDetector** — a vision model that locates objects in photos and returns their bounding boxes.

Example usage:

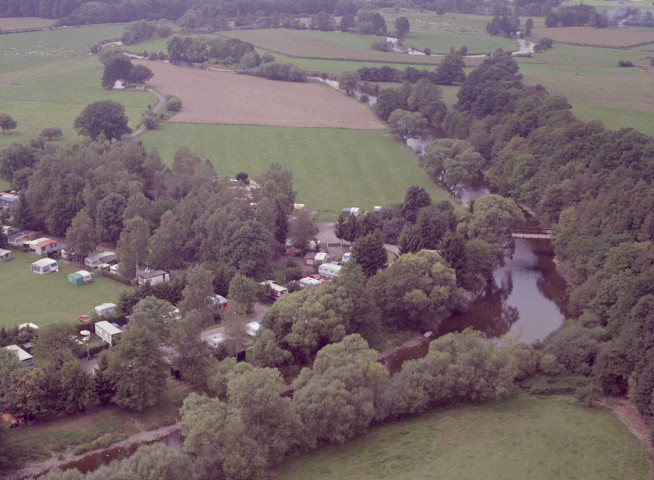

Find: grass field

[0,17,56,30]
[139,124,450,220]
[0,251,127,329]
[279,394,651,480]
[532,26,654,48]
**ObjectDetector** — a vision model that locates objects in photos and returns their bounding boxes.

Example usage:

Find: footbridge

[511,228,553,239]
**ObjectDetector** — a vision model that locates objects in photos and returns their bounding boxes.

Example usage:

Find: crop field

[0,251,127,329]
[139,124,450,220]
[532,26,654,47]
[0,17,56,30]
[219,29,458,66]
[279,394,651,480]
[139,60,384,129]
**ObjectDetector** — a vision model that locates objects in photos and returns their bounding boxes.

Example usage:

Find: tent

[68,270,92,286]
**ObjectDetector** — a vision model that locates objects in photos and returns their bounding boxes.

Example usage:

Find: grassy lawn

[0,251,127,329]
[139,124,450,220]
[279,394,651,480]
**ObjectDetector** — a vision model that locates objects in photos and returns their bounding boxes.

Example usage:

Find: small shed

[0,248,11,262]
[206,294,228,313]
[31,258,58,274]
[95,320,122,345]
[68,270,92,286]
[4,344,33,367]
[304,252,317,266]
[136,269,169,286]
[318,263,342,278]
[95,302,117,317]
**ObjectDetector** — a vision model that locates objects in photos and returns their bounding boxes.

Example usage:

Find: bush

[618,60,634,68]
[371,40,392,52]
[39,127,62,141]
[285,267,303,282]
[262,52,275,63]
[142,113,160,130]
[360,94,369,103]
[166,96,182,112]
[245,63,307,82]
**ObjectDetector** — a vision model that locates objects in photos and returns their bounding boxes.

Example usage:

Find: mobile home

[84,251,117,268]
[318,263,342,279]
[0,248,11,262]
[68,270,92,286]
[95,320,122,345]
[31,258,58,274]
[95,302,117,316]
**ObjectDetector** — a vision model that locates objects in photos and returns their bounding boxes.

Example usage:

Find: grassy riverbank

[278,394,651,480]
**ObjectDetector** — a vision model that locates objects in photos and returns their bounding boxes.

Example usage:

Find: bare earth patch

[138,61,385,129]
[0,17,57,30]
[533,27,654,47]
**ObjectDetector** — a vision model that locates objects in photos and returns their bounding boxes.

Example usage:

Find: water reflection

[441,238,567,344]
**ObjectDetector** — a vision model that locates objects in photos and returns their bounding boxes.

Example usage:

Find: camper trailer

[31,258,58,274]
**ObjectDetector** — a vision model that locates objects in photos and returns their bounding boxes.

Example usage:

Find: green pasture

[139,124,450,220]
[0,251,127,329]
[279,394,650,480]
[559,0,654,15]
[0,58,153,147]
[571,104,654,137]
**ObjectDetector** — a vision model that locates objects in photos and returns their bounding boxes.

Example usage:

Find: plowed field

[139,60,385,129]
[532,27,654,47]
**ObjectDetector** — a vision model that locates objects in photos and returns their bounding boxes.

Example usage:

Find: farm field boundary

[138,60,385,129]
[532,27,654,48]
[139,124,450,220]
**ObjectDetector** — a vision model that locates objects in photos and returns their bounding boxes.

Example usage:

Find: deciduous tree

[74,100,132,141]
[65,210,98,263]
[0,113,17,133]
[117,215,150,279]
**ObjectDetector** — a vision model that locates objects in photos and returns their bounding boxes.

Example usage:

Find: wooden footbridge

[511,227,553,239]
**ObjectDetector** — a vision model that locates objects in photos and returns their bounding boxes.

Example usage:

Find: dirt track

[136,60,385,129]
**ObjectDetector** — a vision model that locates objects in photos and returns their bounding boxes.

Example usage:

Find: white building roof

[95,320,122,336]
[4,344,33,362]
[261,280,288,293]
[32,258,57,267]
[0,248,10,256]
[315,252,328,262]
[246,322,260,336]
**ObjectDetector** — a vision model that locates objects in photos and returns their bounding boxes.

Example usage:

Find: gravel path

[130,88,165,138]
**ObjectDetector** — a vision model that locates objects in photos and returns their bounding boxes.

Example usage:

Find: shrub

[262,52,275,63]
[360,94,369,103]
[618,60,634,68]
[39,127,63,141]
[166,96,182,112]
[285,267,303,282]
[142,113,160,130]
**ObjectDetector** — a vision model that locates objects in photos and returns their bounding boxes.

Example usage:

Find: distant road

[130,88,165,138]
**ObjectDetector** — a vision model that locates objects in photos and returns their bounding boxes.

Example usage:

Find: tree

[59,360,95,414]
[39,127,63,141]
[0,142,36,184]
[74,100,132,141]
[338,71,360,96]
[289,209,318,255]
[179,393,267,480]
[169,310,210,385]
[228,274,260,314]
[101,55,133,88]
[374,88,407,122]
[127,64,154,85]
[65,210,98,263]
[227,367,301,465]
[32,322,81,367]
[149,210,183,272]
[0,347,23,402]
[351,230,387,277]
[388,110,428,141]
[402,185,432,223]
[96,193,127,243]
[94,351,116,405]
[130,296,179,342]
[292,335,389,447]
[436,52,466,85]
[394,17,410,39]
[91,443,193,480]
[0,113,17,133]
[107,325,168,411]
[117,216,150,279]
[228,219,274,281]
[2,368,46,421]
[368,250,466,332]
[179,264,215,316]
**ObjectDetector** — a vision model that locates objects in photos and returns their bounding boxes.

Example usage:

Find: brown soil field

[220,28,448,65]
[533,26,654,47]
[138,60,385,129]
[0,17,56,30]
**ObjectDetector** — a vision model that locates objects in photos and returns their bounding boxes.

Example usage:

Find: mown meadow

[279,394,651,480]
[0,251,126,329]
[139,124,450,220]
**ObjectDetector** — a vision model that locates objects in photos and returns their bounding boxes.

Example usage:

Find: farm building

[260,280,288,298]
[318,263,342,278]
[95,302,117,316]
[206,332,225,349]
[136,269,169,286]
[68,270,92,286]
[25,237,59,255]
[207,294,228,313]
[4,344,33,367]
[31,258,58,274]
[0,248,11,262]
[84,251,117,268]
[95,320,122,345]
